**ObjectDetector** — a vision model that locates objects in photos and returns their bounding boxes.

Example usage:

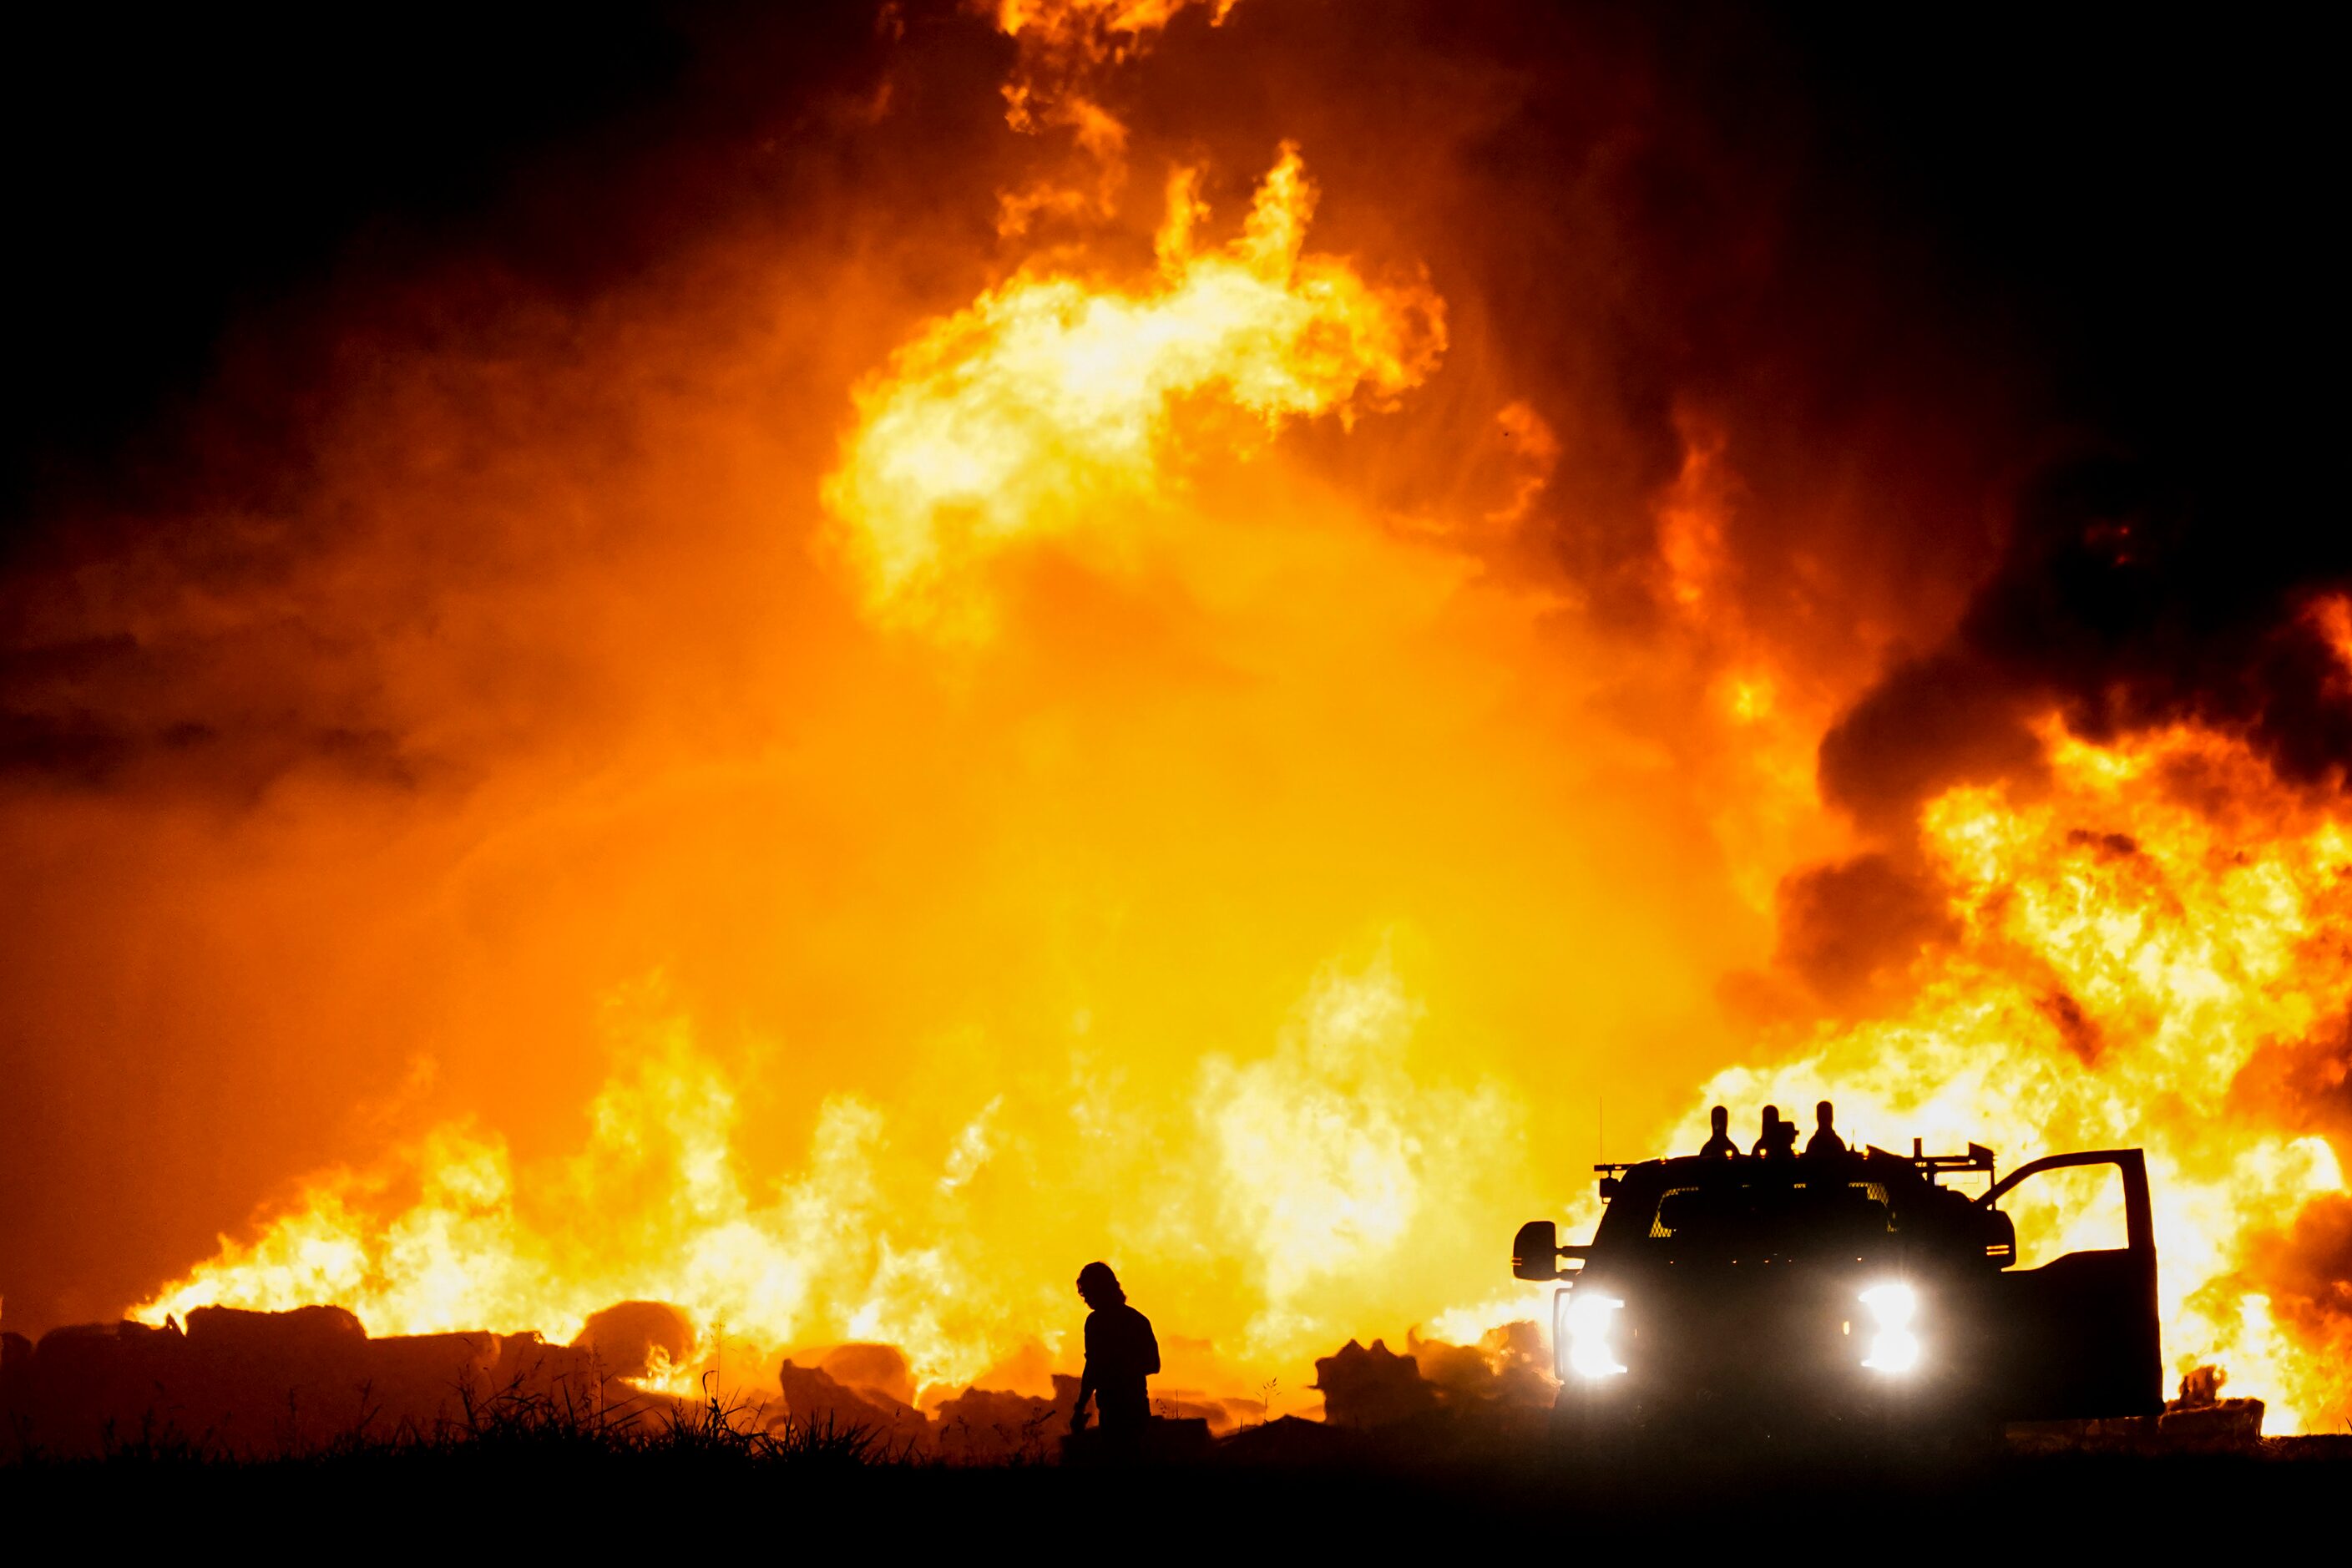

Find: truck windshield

[1640,1176,1896,1259]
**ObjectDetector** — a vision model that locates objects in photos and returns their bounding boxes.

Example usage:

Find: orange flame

[991,0,1242,233]
[1675,717,2352,1429]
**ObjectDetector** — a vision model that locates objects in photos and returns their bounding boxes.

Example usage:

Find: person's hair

[1077,1261,1124,1304]
[1761,1104,1779,1122]
[1709,1105,1727,1125]
[1817,1100,1835,1123]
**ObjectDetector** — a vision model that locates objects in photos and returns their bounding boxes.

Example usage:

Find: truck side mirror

[1982,1207,2017,1268]
[1513,1219,1560,1282]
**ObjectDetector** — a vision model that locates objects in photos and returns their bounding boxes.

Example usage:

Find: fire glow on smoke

[12,2,2339,1430]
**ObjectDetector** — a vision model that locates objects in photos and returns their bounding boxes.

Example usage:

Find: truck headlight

[1859,1282,1920,1373]
[1557,1289,1627,1379]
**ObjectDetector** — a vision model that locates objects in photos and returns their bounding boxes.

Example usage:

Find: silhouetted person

[1070,1261,1158,1456]
[1753,1105,1796,1160]
[1699,1105,1739,1159]
[1805,1100,1847,1157]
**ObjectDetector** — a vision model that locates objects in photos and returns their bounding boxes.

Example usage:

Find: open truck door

[1980,1148,2162,1420]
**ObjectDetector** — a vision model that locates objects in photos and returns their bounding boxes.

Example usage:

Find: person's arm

[1070,1317,1097,1430]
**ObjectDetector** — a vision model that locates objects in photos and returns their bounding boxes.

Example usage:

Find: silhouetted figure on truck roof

[1806,1100,1849,1157]
[1070,1262,1158,1456]
[1753,1105,1797,1160]
[1698,1105,1739,1159]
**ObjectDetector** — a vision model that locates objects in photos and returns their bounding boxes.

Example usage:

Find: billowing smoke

[1820,457,2352,830]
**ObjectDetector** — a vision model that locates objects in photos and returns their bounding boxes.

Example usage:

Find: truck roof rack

[1592,1162,1640,1175]
[1866,1139,1996,1184]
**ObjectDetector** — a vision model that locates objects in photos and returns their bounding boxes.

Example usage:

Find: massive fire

[3,2,2344,1441]
[125,121,1542,1409]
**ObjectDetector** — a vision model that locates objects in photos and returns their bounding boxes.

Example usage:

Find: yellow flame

[823,146,1444,627]
[136,954,1532,1403]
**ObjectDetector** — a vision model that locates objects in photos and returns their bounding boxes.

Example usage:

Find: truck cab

[1511,1143,2161,1435]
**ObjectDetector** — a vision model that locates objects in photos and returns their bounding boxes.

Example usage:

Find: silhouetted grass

[11,1382,2352,1565]
[3,1371,895,1476]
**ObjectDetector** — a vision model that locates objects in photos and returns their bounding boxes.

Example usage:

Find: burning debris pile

[2161,1364,2265,1450]
[0,1307,597,1459]
[1,1305,1539,1461]
[1312,1324,1553,1429]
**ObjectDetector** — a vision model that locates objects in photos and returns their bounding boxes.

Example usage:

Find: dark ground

[7,1435,2347,1550]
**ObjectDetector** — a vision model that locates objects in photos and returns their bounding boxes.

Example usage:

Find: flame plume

[129,133,1545,1404]
[826,146,1443,625]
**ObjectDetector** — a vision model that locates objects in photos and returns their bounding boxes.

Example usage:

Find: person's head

[1709,1105,1728,1133]
[1816,1100,1836,1129]
[1760,1104,1780,1128]
[1076,1261,1124,1309]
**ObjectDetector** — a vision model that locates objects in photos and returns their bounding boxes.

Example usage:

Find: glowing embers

[1859,1281,1920,1373]
[1556,1287,1628,1380]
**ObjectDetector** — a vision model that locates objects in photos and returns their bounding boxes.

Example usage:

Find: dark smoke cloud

[1143,4,2341,822]
[1764,0,2342,821]
[1821,456,2352,827]
[1134,0,2030,670]
[2246,1195,2352,1358]
[0,3,899,537]
[1768,853,1960,1012]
